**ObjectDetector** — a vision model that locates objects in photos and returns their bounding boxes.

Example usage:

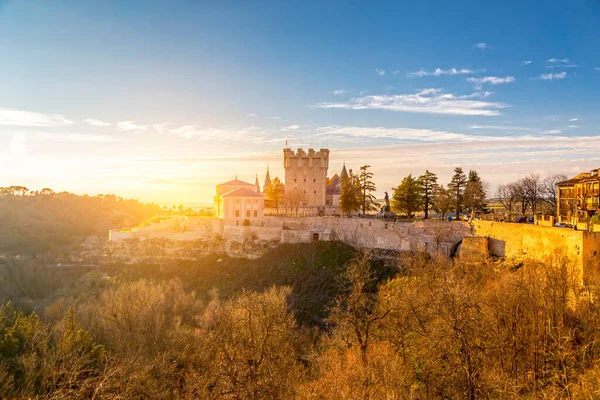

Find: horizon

[1,0,599,204]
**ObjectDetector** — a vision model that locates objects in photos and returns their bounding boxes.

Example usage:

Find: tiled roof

[221,187,265,198]
[218,179,254,187]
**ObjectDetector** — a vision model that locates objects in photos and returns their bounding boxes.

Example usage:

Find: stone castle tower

[283,148,329,206]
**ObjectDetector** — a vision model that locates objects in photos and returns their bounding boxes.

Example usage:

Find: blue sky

[0,0,599,205]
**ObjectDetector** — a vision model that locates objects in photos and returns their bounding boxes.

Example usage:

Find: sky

[1,0,599,206]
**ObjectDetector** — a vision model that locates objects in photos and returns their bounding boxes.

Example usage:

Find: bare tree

[541,174,567,214]
[522,173,542,215]
[497,183,519,220]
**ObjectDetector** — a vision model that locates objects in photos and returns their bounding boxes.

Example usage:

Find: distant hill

[0,188,163,253]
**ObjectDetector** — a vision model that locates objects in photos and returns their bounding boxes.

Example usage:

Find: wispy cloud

[474,42,489,50]
[332,90,346,96]
[84,118,112,127]
[268,116,281,120]
[569,118,579,122]
[407,68,474,77]
[312,88,508,116]
[375,69,385,76]
[281,125,300,131]
[523,60,532,65]
[469,125,538,132]
[36,132,120,143]
[564,125,580,129]
[116,121,148,131]
[595,67,600,71]
[538,72,567,81]
[547,58,570,63]
[167,125,280,143]
[0,108,73,127]
[466,76,515,85]
[542,129,562,134]
[245,113,257,117]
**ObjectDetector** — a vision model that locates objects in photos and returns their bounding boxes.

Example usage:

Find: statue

[384,191,390,212]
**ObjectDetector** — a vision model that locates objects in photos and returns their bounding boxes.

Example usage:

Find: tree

[358,165,377,216]
[463,170,487,218]
[265,177,284,215]
[418,170,438,219]
[496,183,519,221]
[448,167,467,220]
[339,171,360,216]
[522,173,542,215]
[284,187,306,216]
[541,174,567,215]
[433,186,453,219]
[391,174,422,218]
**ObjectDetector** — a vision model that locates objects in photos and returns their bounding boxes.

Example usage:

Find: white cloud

[268,116,281,120]
[393,70,401,74]
[0,108,73,127]
[407,68,474,77]
[474,42,488,50]
[539,72,567,81]
[564,125,580,129]
[84,118,112,127]
[547,58,569,63]
[523,60,532,65]
[375,69,385,76]
[469,125,538,132]
[245,113,257,117]
[542,129,562,134]
[312,88,508,116]
[281,125,300,131]
[333,90,346,96]
[167,125,279,143]
[546,64,577,69]
[595,67,600,71]
[466,76,515,85]
[569,118,578,122]
[116,121,148,131]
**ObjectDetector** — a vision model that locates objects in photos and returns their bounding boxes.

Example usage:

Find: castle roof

[218,179,254,187]
[221,187,265,198]
[340,164,348,178]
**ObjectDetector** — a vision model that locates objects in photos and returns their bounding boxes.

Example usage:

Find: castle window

[313,178,316,183]
[314,191,316,194]
[304,178,306,182]
[246,210,250,217]
[294,178,297,183]
[254,210,258,217]
[235,210,240,217]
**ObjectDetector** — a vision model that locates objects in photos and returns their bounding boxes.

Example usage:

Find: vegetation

[358,164,378,216]
[265,176,285,214]
[0,189,163,253]
[496,173,567,218]
[418,170,438,219]
[339,171,361,216]
[448,167,468,220]
[1,241,600,399]
[391,174,421,217]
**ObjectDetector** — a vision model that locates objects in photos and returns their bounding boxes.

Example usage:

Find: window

[246,210,250,217]
[303,178,306,182]
[235,210,240,217]
[254,210,258,217]
[313,178,316,183]
[314,190,316,194]
[294,178,297,182]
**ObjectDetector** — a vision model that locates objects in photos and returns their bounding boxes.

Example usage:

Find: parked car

[514,216,528,223]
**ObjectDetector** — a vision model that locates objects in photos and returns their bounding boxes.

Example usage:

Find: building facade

[283,148,330,207]
[557,169,600,218]
[213,178,265,225]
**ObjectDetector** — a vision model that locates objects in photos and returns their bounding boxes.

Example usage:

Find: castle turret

[283,148,330,207]
[254,174,260,193]
[340,163,348,179]
[263,167,271,194]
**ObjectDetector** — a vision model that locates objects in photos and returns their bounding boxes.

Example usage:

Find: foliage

[463,169,488,217]
[358,165,378,215]
[418,170,438,219]
[448,167,467,219]
[432,185,453,218]
[391,174,421,217]
[265,176,285,214]
[339,172,361,216]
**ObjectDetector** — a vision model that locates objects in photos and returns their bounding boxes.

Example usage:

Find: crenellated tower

[283,148,329,206]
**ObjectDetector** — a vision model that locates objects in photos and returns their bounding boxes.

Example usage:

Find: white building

[213,178,265,225]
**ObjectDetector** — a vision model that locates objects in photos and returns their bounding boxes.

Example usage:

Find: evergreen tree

[358,165,377,216]
[418,170,438,219]
[391,174,422,218]
[339,171,360,216]
[432,185,453,219]
[447,167,467,220]
[464,170,487,218]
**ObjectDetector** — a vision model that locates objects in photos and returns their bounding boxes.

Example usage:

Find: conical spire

[340,162,348,179]
[263,166,272,193]
[255,173,260,192]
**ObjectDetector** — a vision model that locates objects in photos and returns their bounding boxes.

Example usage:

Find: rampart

[472,220,600,282]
